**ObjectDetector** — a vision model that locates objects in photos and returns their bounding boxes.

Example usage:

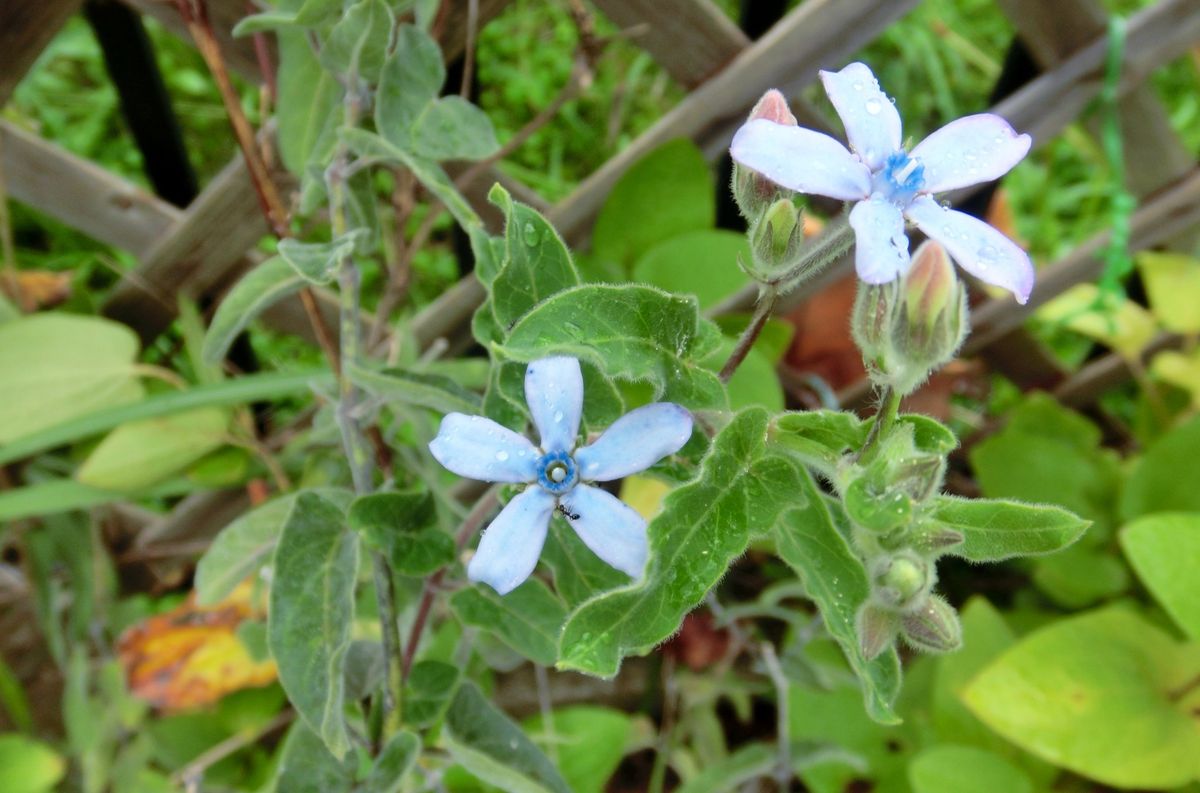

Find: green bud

[871,551,932,609]
[900,594,962,654]
[733,90,797,219]
[856,603,899,660]
[890,455,946,503]
[909,524,965,555]
[845,474,912,533]
[851,279,902,387]
[748,198,810,281]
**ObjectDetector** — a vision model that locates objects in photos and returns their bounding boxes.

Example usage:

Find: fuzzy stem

[858,387,902,463]
[719,285,778,383]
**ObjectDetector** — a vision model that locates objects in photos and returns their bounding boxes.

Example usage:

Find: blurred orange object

[117,582,276,712]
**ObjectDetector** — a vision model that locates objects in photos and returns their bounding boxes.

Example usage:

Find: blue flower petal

[849,197,910,284]
[559,484,648,579]
[467,487,556,595]
[429,413,539,483]
[909,114,1031,193]
[525,356,583,454]
[731,119,871,201]
[574,403,693,482]
[819,62,902,172]
[906,196,1034,304]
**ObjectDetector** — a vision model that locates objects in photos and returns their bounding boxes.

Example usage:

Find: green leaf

[348,489,453,576]
[195,489,351,605]
[929,497,1089,562]
[542,520,627,609]
[340,129,481,230]
[1120,414,1200,520]
[632,230,750,311]
[443,682,571,793]
[0,734,65,793]
[1137,251,1200,333]
[557,409,800,677]
[499,284,727,411]
[964,607,1200,789]
[450,579,567,665]
[75,408,228,492]
[364,730,420,793]
[231,11,299,36]
[277,233,363,285]
[274,722,356,793]
[320,0,394,81]
[0,369,331,466]
[1029,544,1129,609]
[0,477,196,522]
[1120,512,1200,640]
[487,183,581,328]
[773,481,902,724]
[908,745,1033,793]
[348,362,481,415]
[269,493,358,759]
[771,410,868,475]
[898,414,958,456]
[376,25,445,143]
[0,314,143,444]
[202,257,304,365]
[404,660,459,727]
[277,29,342,175]
[592,139,714,273]
[523,706,631,793]
[675,743,774,793]
[294,0,345,26]
[412,96,500,161]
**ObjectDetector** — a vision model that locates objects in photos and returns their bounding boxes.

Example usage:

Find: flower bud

[856,603,899,660]
[871,551,932,610]
[893,241,968,387]
[749,199,807,279]
[733,90,797,219]
[900,594,962,654]
[851,280,901,385]
[908,524,965,555]
[845,474,912,533]
[890,455,945,503]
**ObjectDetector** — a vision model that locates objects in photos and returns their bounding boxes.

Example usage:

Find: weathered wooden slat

[590,0,748,88]
[1,121,180,256]
[101,153,273,341]
[1054,334,1182,408]
[0,0,82,105]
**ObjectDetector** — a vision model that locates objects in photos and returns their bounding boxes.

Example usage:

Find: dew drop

[495,451,510,462]
[865,99,882,115]
[522,222,540,246]
[852,80,864,91]
[564,321,583,336]
[553,410,564,423]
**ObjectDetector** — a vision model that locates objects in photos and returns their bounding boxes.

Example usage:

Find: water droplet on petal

[495,451,509,461]
[853,80,864,91]
[553,410,564,423]
[865,99,882,115]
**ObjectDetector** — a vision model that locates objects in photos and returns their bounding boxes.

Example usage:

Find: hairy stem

[858,387,902,463]
[719,285,778,383]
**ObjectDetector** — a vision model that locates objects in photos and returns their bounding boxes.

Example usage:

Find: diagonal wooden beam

[0,0,83,105]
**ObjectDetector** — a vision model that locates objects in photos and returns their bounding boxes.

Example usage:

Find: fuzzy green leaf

[348,489,453,576]
[499,284,727,411]
[269,493,358,759]
[443,682,571,793]
[1120,512,1200,640]
[930,497,1089,562]
[450,579,567,665]
[202,257,304,365]
[320,0,394,81]
[557,408,799,676]
[773,478,902,724]
[376,25,445,143]
[412,96,500,161]
[277,233,363,285]
[404,660,459,727]
[274,723,356,793]
[349,362,482,415]
[364,731,421,793]
[276,30,342,175]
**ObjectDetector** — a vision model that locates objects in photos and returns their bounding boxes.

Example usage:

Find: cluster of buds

[731,91,812,286]
[841,427,964,658]
[852,239,969,396]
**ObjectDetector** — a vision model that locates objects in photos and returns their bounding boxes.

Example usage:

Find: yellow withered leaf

[117,582,276,712]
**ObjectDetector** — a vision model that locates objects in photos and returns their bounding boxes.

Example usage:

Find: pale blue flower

[429,356,693,595]
[731,62,1035,303]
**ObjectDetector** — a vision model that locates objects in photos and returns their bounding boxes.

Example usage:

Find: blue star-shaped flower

[730,62,1035,303]
[429,356,693,594]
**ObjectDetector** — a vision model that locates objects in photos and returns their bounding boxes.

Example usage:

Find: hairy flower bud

[748,198,808,280]
[733,90,798,219]
[871,551,932,610]
[900,594,962,653]
[856,603,899,660]
[908,524,965,556]
[851,241,968,396]
[845,473,911,533]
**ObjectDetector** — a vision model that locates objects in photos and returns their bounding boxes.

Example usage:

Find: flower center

[536,450,578,495]
[872,151,926,207]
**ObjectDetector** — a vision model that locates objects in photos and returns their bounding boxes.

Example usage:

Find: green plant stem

[771,216,855,291]
[719,285,778,383]
[760,642,792,787]
[859,387,902,463]
[328,93,405,736]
